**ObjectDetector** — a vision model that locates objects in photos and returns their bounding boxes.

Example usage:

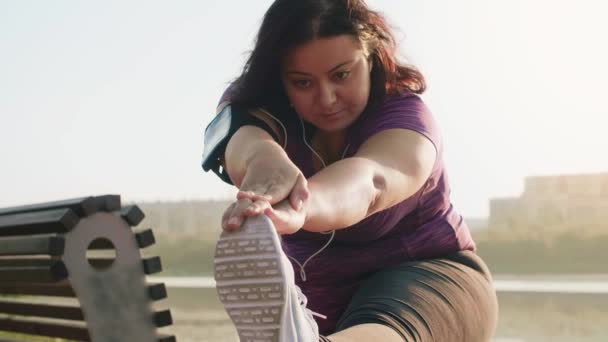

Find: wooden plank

[0,196,98,217]
[0,260,68,283]
[0,209,79,237]
[91,194,121,212]
[0,318,90,341]
[120,205,145,226]
[0,281,74,297]
[0,301,84,321]
[147,283,168,301]
[0,235,64,256]
[157,334,177,342]
[0,282,162,298]
[142,257,162,275]
[0,280,167,301]
[13,257,119,271]
[0,195,122,218]
[135,229,156,248]
[0,259,60,268]
[153,310,173,328]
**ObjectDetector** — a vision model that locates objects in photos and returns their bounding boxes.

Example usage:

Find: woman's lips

[322,110,343,118]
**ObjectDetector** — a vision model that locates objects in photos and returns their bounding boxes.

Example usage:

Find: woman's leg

[327,251,498,342]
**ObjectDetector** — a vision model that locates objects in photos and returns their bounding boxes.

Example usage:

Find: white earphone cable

[251,109,351,282]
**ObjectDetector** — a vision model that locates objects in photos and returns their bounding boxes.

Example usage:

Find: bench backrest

[0,195,175,341]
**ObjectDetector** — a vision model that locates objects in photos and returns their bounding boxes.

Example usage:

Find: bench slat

[0,209,79,237]
[0,301,84,321]
[0,318,90,341]
[0,196,96,217]
[0,260,68,282]
[142,256,163,275]
[3,258,157,272]
[0,281,74,297]
[148,283,168,301]
[136,229,156,248]
[0,282,166,300]
[0,258,61,267]
[0,235,64,256]
[120,205,145,226]
[91,194,122,212]
[157,334,177,342]
[153,310,173,328]
[0,195,121,218]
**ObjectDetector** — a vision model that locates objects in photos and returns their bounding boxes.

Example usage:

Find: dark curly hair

[230,0,426,115]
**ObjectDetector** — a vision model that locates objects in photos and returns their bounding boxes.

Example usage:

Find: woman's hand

[222,155,309,230]
[221,124,309,230]
[238,156,309,209]
[221,195,273,231]
[221,198,306,235]
[263,199,306,235]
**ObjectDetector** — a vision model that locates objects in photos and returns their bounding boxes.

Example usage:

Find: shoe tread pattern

[215,216,284,342]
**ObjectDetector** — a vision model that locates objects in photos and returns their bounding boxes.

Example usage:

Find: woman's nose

[317,82,337,109]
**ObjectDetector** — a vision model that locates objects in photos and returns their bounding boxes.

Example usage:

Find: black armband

[201,104,279,184]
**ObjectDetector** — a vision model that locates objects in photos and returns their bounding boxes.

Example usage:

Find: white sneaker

[214,215,322,342]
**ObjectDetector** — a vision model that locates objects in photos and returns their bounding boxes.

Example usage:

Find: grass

[147,230,608,276]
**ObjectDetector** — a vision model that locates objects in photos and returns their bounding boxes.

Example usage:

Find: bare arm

[220,111,309,230]
[301,128,437,232]
[224,125,287,187]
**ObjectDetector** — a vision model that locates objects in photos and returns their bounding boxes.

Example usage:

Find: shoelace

[295,285,327,320]
[288,229,335,282]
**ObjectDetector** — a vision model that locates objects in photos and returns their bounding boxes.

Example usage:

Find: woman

[203,0,498,341]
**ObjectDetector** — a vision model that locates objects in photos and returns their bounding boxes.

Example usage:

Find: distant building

[489,173,608,236]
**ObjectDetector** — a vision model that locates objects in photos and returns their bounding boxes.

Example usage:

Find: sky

[1,0,607,218]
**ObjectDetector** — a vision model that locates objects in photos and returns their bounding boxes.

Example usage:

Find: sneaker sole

[214,215,286,342]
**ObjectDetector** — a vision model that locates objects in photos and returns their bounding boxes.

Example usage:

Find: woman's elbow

[366,172,387,216]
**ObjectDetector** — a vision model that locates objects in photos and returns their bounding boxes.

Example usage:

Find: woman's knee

[335,253,498,341]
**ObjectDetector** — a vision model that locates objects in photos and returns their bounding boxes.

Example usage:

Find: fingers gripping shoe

[214,215,321,342]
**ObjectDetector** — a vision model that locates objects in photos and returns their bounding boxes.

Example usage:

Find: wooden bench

[0,195,175,341]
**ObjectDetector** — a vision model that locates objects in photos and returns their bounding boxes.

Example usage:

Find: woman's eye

[293,80,311,88]
[334,71,351,81]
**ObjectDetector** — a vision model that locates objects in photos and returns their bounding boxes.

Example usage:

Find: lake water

[153,276,608,342]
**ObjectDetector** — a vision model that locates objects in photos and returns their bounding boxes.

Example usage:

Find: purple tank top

[280,92,476,333]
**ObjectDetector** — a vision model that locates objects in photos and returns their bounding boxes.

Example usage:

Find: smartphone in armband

[201,104,279,184]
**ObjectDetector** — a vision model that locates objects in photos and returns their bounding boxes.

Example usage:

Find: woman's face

[281,35,372,133]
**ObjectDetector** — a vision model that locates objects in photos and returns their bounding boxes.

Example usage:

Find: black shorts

[335,251,499,342]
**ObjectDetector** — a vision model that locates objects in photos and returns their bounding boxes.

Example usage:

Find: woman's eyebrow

[326,59,355,73]
[285,59,355,76]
